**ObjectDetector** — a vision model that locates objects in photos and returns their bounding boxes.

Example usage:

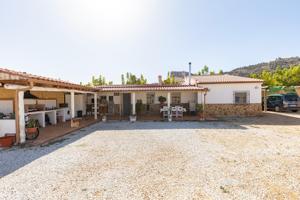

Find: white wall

[0,120,16,137]
[24,99,57,109]
[199,83,262,104]
[0,100,13,114]
[65,94,87,117]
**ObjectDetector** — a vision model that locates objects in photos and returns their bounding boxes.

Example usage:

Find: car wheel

[275,106,280,112]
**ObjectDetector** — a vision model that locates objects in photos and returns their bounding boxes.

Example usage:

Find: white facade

[198,83,262,104]
[100,91,197,104]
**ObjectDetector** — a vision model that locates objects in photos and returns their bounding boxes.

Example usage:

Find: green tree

[197,65,209,75]
[121,73,147,85]
[121,74,125,85]
[249,65,300,86]
[163,72,176,84]
[218,70,224,75]
[87,74,112,86]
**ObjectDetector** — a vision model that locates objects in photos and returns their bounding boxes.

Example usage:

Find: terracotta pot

[26,127,38,134]
[0,136,14,148]
[198,113,205,121]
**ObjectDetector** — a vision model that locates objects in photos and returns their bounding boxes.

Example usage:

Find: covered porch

[0,68,99,146]
[96,84,208,121]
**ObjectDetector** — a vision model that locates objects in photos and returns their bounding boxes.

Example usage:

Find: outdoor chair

[171,107,177,118]
[177,106,184,119]
[160,106,169,120]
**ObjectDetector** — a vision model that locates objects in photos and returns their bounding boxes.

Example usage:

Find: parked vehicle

[266,93,299,112]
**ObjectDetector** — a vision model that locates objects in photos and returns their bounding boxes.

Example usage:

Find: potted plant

[196,104,205,121]
[136,100,143,115]
[129,114,137,122]
[158,96,167,105]
[102,115,107,122]
[26,119,39,135]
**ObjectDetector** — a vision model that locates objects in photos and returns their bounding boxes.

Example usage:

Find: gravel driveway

[0,113,300,199]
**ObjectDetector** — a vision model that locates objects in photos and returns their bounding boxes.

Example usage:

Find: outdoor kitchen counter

[25,108,68,128]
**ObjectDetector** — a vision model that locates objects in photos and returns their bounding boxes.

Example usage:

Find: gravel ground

[0,112,300,199]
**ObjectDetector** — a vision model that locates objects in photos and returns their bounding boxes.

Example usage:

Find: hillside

[228,57,300,77]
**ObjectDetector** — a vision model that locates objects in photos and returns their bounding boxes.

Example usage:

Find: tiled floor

[26,117,100,146]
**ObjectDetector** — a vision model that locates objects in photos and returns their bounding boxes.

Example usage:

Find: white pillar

[197,92,202,104]
[18,91,26,143]
[94,93,98,119]
[131,92,136,115]
[71,91,75,119]
[167,92,171,108]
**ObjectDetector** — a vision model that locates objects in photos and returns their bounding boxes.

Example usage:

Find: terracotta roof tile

[191,74,263,84]
[0,67,94,91]
[96,84,207,92]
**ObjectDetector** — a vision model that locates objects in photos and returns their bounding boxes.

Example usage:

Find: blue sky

[1,0,300,84]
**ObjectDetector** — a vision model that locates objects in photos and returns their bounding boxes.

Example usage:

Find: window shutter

[247,91,250,104]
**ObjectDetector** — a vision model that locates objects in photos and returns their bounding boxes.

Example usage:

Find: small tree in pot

[158,96,167,105]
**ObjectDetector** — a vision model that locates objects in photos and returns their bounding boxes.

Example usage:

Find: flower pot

[0,136,14,148]
[26,127,38,134]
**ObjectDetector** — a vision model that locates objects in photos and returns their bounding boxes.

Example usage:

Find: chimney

[158,75,163,84]
[188,62,192,85]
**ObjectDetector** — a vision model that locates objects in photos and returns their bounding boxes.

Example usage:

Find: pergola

[0,68,98,144]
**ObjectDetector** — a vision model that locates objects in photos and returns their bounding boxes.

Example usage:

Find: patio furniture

[171,107,177,119]
[160,106,169,120]
[177,106,184,119]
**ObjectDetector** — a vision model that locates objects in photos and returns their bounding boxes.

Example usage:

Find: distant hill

[228,57,300,77]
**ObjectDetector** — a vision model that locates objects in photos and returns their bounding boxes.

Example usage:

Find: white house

[0,67,263,145]
[184,74,263,116]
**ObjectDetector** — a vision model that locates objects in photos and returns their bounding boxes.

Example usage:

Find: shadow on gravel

[1,113,296,178]
[0,123,101,178]
[0,120,247,178]
[224,112,300,126]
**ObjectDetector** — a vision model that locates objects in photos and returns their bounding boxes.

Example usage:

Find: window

[234,91,249,104]
[109,96,114,102]
[171,93,181,104]
[146,93,155,104]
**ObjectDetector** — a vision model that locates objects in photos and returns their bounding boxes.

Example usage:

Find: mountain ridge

[228,57,300,77]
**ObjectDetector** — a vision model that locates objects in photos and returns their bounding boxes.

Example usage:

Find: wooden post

[71,91,75,119]
[18,90,26,143]
[94,93,98,120]
[131,92,136,115]
[14,90,20,144]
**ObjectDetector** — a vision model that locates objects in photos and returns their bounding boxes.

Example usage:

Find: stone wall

[205,103,262,117]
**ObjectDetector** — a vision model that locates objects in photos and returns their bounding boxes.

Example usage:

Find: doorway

[123,93,131,116]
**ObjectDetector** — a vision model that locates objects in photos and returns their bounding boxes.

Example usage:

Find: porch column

[167,92,171,108]
[202,92,206,120]
[263,89,267,112]
[70,91,75,119]
[131,92,136,115]
[197,91,202,104]
[18,91,26,143]
[94,93,98,119]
